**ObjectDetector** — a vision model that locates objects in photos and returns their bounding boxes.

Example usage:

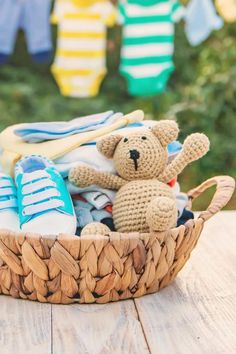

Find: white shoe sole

[0,210,20,232]
[21,211,77,236]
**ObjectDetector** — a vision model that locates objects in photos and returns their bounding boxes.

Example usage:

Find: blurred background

[0,1,235,210]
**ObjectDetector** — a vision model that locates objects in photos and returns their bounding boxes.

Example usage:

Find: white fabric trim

[23,199,64,216]
[22,170,50,184]
[54,57,105,70]
[121,43,173,58]
[0,179,12,188]
[0,187,16,197]
[62,20,104,33]
[0,199,18,209]
[22,179,56,195]
[58,38,105,51]
[122,63,173,78]
[126,3,170,17]
[22,189,60,207]
[124,23,174,37]
[21,170,64,216]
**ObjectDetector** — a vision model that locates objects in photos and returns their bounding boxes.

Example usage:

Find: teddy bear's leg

[146,197,178,232]
[81,222,111,237]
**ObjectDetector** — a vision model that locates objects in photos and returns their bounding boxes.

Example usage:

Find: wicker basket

[0,175,234,304]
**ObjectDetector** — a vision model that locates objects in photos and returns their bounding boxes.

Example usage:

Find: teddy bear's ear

[151,120,179,147]
[97,135,123,158]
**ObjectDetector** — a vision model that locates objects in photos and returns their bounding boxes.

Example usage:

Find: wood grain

[0,212,235,354]
[0,296,51,354]
[135,211,236,354]
[52,300,149,354]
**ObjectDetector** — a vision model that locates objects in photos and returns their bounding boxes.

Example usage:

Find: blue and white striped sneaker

[15,156,77,235]
[0,173,20,231]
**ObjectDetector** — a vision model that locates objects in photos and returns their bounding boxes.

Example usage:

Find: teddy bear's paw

[69,165,96,188]
[146,197,178,232]
[81,222,110,237]
[182,133,210,162]
[152,120,179,146]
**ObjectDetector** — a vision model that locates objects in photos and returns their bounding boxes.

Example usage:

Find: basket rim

[0,175,234,305]
[0,175,234,241]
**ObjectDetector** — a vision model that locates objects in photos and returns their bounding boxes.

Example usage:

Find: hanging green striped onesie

[119,0,184,96]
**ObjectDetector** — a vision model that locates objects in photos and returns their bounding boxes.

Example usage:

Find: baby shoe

[15,156,77,235]
[0,173,20,231]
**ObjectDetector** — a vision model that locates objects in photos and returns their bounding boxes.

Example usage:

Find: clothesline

[0,0,235,98]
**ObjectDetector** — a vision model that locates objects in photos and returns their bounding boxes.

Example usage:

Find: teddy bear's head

[97,120,179,181]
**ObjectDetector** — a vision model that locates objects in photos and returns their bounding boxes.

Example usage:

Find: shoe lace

[0,177,18,210]
[21,170,64,217]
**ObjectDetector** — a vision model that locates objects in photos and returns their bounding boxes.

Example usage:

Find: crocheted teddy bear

[69,120,210,234]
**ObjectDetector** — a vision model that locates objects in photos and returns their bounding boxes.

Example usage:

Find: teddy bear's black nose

[129,149,140,161]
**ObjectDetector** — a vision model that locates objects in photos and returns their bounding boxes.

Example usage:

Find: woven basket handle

[187,175,235,222]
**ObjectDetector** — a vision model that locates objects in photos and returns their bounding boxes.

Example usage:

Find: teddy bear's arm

[93,170,127,190]
[69,165,127,190]
[158,153,188,183]
[158,133,210,183]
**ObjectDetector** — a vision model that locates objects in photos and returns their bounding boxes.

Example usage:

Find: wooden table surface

[0,211,235,354]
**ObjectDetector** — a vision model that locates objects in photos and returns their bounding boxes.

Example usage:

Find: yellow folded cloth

[0,110,144,176]
[216,0,236,22]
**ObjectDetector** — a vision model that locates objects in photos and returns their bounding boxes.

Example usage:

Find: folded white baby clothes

[55,142,116,178]
[55,121,182,177]
[56,141,117,202]
[14,111,123,143]
[172,182,189,218]
[81,191,111,210]
[54,121,144,174]
[68,183,116,204]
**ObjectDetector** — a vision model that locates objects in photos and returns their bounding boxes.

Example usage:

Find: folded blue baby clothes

[185,0,223,46]
[91,209,111,222]
[73,199,112,229]
[15,111,123,143]
[177,209,194,226]
[73,200,94,228]
[0,0,52,64]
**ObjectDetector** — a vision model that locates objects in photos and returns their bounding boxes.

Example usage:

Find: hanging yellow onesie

[51,0,117,97]
[216,0,236,23]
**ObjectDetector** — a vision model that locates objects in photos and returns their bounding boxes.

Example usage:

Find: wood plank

[135,211,236,354]
[52,300,149,354]
[0,296,51,354]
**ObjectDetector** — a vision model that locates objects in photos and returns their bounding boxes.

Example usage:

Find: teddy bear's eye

[142,136,147,140]
[124,138,128,142]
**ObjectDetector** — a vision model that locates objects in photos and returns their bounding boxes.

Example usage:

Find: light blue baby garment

[73,200,111,228]
[185,0,223,46]
[15,111,124,143]
[0,0,52,59]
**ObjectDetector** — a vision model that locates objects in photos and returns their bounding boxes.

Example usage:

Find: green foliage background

[0,22,235,210]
